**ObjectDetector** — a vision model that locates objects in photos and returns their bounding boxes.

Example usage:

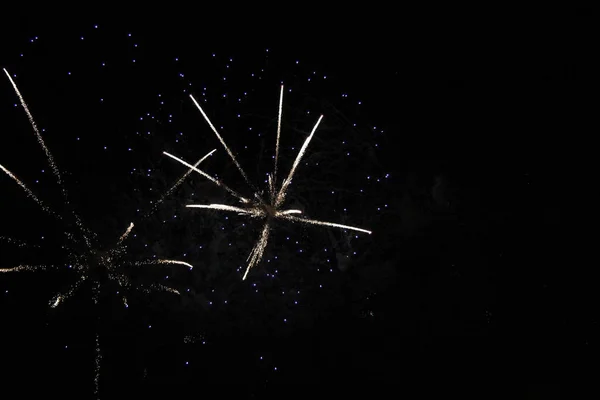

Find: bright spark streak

[128,259,194,270]
[267,173,276,203]
[281,214,372,234]
[186,203,260,216]
[3,69,63,189]
[189,95,259,196]
[277,209,303,215]
[273,84,284,191]
[145,149,217,218]
[116,222,134,246]
[275,114,324,207]
[0,163,60,219]
[243,221,270,280]
[163,151,249,203]
[50,275,87,308]
[156,259,194,269]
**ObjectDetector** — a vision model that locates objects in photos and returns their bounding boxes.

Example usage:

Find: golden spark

[166,84,372,280]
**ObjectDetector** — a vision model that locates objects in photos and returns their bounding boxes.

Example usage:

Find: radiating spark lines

[166,84,371,280]
[1,68,202,399]
[1,69,196,301]
[3,68,93,249]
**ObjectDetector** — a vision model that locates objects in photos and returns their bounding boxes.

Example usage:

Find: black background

[0,10,594,399]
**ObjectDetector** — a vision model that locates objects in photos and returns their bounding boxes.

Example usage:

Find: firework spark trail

[94,333,101,399]
[127,259,194,270]
[115,223,134,247]
[139,283,180,295]
[275,114,324,208]
[50,275,88,308]
[186,203,260,216]
[277,209,303,215]
[92,280,101,305]
[189,95,265,204]
[163,151,249,203]
[272,84,284,197]
[3,69,62,188]
[0,264,53,273]
[143,149,217,219]
[0,163,61,219]
[281,214,372,234]
[3,69,93,249]
[243,221,270,280]
[267,174,275,203]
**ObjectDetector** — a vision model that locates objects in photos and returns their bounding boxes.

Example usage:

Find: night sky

[0,12,593,399]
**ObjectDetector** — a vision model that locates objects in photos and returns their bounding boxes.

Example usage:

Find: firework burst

[0,68,204,398]
[165,85,371,280]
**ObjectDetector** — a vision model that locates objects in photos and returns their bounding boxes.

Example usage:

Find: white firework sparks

[0,69,203,398]
[0,69,198,303]
[165,84,371,280]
